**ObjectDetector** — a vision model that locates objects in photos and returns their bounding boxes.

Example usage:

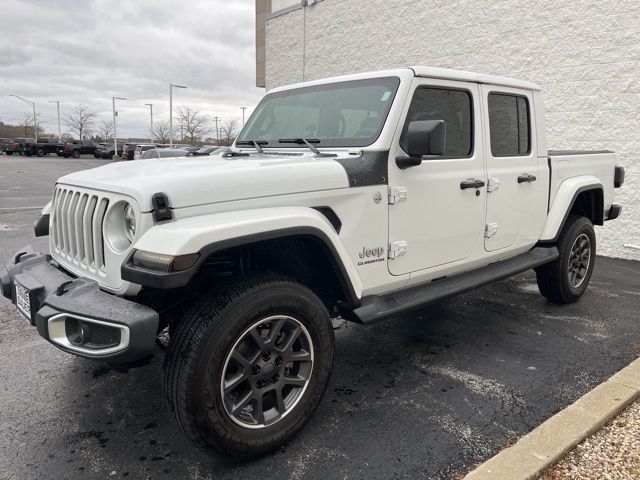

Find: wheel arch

[196,228,360,309]
[123,208,363,309]
[540,179,604,243]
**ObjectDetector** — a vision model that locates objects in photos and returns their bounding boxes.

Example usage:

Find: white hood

[58,154,350,211]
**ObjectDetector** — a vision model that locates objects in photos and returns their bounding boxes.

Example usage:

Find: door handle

[517,174,537,183]
[460,178,486,190]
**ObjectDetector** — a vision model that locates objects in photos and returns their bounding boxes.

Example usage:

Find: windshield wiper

[278,138,336,157]
[236,140,268,153]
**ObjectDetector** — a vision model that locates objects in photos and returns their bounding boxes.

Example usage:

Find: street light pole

[240,106,247,125]
[145,103,154,143]
[169,83,187,147]
[112,96,126,159]
[49,100,61,139]
[213,116,220,144]
[10,94,37,142]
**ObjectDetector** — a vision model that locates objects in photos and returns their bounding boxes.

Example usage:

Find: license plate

[15,280,31,321]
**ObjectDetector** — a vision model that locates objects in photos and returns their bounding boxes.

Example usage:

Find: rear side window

[400,87,473,158]
[488,93,530,156]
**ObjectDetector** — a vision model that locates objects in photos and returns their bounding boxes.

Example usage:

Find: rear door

[481,86,547,252]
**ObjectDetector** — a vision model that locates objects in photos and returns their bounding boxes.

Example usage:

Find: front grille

[51,186,109,272]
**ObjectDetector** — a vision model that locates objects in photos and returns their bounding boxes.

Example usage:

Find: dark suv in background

[95,143,123,159]
[0,138,13,154]
[24,138,64,157]
[60,140,96,158]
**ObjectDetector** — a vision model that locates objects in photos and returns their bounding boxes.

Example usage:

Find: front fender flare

[122,207,363,303]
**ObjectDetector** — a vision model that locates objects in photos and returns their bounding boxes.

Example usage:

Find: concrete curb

[464,356,640,480]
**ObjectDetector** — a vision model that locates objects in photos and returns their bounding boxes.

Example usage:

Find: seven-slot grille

[51,186,109,272]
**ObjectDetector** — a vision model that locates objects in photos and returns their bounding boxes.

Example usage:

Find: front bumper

[1,246,159,363]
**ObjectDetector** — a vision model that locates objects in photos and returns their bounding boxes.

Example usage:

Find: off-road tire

[536,215,596,304]
[163,274,334,459]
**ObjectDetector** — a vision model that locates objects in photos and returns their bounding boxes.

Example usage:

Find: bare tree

[153,120,171,144]
[177,106,210,144]
[17,112,40,138]
[63,104,96,139]
[97,120,114,142]
[218,119,240,146]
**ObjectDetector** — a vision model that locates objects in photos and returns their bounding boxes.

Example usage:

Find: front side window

[488,93,530,156]
[237,77,400,148]
[400,87,473,158]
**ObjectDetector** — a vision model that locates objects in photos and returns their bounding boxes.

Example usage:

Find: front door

[388,79,486,276]
[480,86,547,252]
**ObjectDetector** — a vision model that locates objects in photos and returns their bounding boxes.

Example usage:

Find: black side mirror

[396,120,446,169]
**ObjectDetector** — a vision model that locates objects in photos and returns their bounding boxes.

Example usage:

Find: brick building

[256,0,640,259]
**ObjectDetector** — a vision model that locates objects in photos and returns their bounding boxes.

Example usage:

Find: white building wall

[265,0,640,260]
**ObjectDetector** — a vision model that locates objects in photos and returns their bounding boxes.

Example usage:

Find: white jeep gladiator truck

[1,67,625,458]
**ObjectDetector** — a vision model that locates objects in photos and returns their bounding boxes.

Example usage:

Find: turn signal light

[132,250,200,272]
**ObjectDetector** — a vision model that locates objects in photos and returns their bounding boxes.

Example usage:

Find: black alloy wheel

[221,315,314,429]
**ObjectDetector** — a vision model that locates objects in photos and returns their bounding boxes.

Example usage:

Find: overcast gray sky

[0,0,261,139]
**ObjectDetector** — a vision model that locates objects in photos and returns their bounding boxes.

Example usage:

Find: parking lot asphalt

[0,154,106,212]
[1,155,639,480]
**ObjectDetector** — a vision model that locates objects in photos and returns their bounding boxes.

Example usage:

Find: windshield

[238,76,400,148]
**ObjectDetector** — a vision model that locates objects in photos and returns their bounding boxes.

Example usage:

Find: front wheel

[536,215,596,304]
[163,274,334,458]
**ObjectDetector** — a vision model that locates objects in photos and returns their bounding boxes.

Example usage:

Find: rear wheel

[6,151,13,155]
[72,150,81,158]
[164,274,334,458]
[536,215,596,304]
[36,147,45,157]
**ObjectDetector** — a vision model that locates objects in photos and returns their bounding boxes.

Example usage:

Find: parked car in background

[190,145,221,156]
[183,146,202,155]
[208,146,228,156]
[95,143,123,159]
[3,138,34,155]
[0,138,13,154]
[139,148,189,159]
[121,143,137,160]
[24,138,64,157]
[60,140,96,158]
[134,144,158,160]
[94,143,107,158]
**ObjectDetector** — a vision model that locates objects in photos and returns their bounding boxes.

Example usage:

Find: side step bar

[340,246,559,325]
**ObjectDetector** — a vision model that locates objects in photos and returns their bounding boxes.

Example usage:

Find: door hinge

[485,223,498,238]
[388,186,408,205]
[487,178,500,193]
[388,241,408,259]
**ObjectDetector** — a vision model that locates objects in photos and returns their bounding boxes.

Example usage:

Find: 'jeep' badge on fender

[358,246,385,266]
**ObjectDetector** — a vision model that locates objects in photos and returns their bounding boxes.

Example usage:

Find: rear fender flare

[540,176,603,242]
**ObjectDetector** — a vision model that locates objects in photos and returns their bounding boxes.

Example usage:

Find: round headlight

[105,201,137,253]
[124,203,136,242]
